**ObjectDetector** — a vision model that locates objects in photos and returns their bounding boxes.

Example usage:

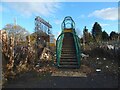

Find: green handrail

[56,32,64,67]
[56,30,81,68]
[72,31,81,67]
[56,16,81,68]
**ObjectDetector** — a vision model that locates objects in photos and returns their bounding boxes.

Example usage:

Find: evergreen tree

[83,26,89,44]
[102,30,109,41]
[83,26,93,44]
[92,22,102,42]
[110,31,119,40]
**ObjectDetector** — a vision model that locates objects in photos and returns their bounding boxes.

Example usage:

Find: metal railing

[56,30,81,68]
[56,16,81,68]
[56,32,64,67]
[72,30,81,67]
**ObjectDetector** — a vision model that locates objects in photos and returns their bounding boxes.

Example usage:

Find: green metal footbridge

[56,16,81,69]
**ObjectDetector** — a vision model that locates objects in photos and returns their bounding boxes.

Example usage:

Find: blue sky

[0,2,119,39]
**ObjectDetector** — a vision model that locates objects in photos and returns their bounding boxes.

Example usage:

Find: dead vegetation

[81,42,119,75]
[1,31,54,85]
[1,30,119,86]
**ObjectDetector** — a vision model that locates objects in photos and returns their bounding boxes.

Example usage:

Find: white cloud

[88,7,118,20]
[7,2,61,17]
[54,19,62,25]
[78,15,85,19]
[100,23,109,27]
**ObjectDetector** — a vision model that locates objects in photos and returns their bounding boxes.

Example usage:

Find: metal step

[57,33,79,69]
[62,45,75,47]
[63,43,74,44]
[63,40,74,41]
[60,61,78,65]
[62,48,75,51]
[62,47,75,49]
[63,45,74,47]
[61,53,76,55]
[63,42,74,44]
[62,48,76,52]
[62,44,74,46]
[60,56,77,59]
[61,54,76,57]
[61,51,76,54]
[58,65,79,69]
[61,55,77,58]
[60,59,77,62]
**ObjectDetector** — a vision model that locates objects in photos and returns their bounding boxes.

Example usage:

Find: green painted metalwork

[61,16,75,30]
[56,16,81,68]
[72,30,81,67]
[56,32,64,67]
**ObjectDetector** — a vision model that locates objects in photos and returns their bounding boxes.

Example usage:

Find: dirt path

[2,71,118,88]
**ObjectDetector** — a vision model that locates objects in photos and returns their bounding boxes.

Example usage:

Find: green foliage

[92,22,102,42]
[83,26,89,43]
[110,31,119,40]
[80,38,83,43]
[89,33,94,43]
[83,26,93,44]
[102,30,109,41]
